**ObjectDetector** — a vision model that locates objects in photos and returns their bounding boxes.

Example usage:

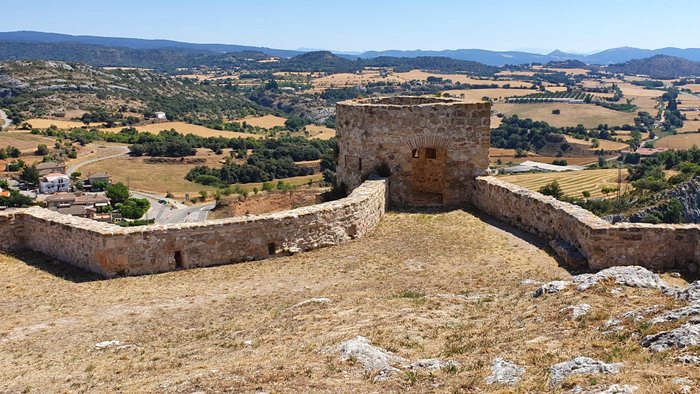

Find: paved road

[0,109,11,131]
[64,145,214,224]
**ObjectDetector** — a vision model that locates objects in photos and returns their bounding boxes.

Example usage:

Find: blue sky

[3,0,700,53]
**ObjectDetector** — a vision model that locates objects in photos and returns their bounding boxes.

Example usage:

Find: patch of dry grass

[0,132,56,151]
[0,210,695,392]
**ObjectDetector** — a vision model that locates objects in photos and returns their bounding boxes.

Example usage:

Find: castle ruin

[335,97,491,207]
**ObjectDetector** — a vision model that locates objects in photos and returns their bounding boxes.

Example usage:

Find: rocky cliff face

[606,178,700,224]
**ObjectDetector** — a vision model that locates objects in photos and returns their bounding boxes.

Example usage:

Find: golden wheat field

[447,88,536,102]
[103,121,263,139]
[22,118,88,129]
[493,103,637,128]
[563,135,628,151]
[238,114,288,129]
[655,133,700,149]
[498,168,629,199]
[306,124,336,139]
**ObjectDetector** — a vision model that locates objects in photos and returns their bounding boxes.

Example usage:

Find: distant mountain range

[3,31,700,67]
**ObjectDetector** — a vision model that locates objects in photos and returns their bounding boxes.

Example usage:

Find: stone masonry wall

[0,211,24,252]
[336,97,490,207]
[0,179,387,277]
[473,176,700,271]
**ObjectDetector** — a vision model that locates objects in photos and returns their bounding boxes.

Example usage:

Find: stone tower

[335,96,491,207]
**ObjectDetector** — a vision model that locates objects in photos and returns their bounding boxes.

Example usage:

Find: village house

[44,192,112,222]
[85,172,111,190]
[39,173,70,194]
[154,111,167,119]
[36,161,66,177]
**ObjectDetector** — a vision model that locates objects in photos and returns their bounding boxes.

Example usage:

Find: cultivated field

[0,210,692,392]
[102,121,263,139]
[20,119,264,139]
[22,118,88,129]
[655,133,700,149]
[238,114,287,129]
[447,88,536,102]
[499,168,629,199]
[493,103,637,128]
[564,135,628,151]
[306,124,336,140]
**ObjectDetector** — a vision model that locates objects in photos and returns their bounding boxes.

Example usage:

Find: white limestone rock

[641,323,700,352]
[407,358,459,372]
[485,358,525,386]
[676,354,700,365]
[574,266,667,291]
[561,304,591,319]
[534,280,571,297]
[550,356,622,386]
[336,336,406,380]
[649,301,700,325]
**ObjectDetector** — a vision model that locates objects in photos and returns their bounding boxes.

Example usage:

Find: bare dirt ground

[0,210,696,393]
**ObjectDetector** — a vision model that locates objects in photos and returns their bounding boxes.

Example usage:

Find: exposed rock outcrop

[486,358,525,385]
[641,323,700,352]
[550,357,622,386]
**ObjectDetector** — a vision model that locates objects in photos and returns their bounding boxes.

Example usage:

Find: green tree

[106,182,130,205]
[35,144,49,156]
[20,164,40,186]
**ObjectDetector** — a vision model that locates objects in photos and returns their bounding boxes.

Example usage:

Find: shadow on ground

[9,250,104,283]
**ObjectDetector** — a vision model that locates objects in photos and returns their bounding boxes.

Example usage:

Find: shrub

[539,181,564,199]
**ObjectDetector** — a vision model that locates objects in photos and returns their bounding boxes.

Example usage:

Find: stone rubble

[407,359,459,372]
[549,357,622,386]
[485,358,525,386]
[335,336,406,380]
[676,354,700,365]
[672,281,700,302]
[561,304,591,319]
[94,340,136,350]
[534,280,571,297]
[570,384,638,394]
[285,297,331,312]
[648,301,700,325]
[641,323,700,352]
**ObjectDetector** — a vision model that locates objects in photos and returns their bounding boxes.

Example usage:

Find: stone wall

[473,176,700,271]
[0,179,387,277]
[0,211,24,252]
[336,97,490,207]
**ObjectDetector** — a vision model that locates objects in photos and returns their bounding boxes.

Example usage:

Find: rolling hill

[607,55,700,79]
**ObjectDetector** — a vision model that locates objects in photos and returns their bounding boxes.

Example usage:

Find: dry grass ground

[0,210,695,393]
[0,132,55,151]
[655,133,700,149]
[493,103,637,128]
[499,168,629,199]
